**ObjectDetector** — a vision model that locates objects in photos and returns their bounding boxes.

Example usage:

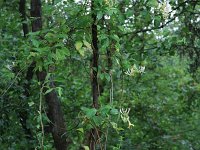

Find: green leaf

[78,48,85,56]
[154,16,161,27]
[111,122,117,129]
[83,40,91,49]
[148,0,158,7]
[107,8,117,16]
[57,87,63,97]
[117,127,124,131]
[99,73,104,80]
[105,73,110,81]
[97,11,103,20]
[32,39,40,48]
[44,88,54,95]
[28,102,35,106]
[62,47,70,57]
[110,108,118,115]
[54,47,70,60]
[75,41,85,56]
[77,128,84,133]
[81,107,97,118]
[75,41,83,50]
[55,50,65,60]
[101,38,109,51]
[92,116,103,126]
[83,146,90,150]
[111,34,120,42]
[44,32,55,40]
[99,105,111,116]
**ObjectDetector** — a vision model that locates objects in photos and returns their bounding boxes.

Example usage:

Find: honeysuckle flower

[120,108,130,122]
[125,65,145,76]
[125,68,134,76]
[139,66,145,73]
[160,1,171,19]
[120,108,134,128]
[125,65,137,76]
[128,120,134,129]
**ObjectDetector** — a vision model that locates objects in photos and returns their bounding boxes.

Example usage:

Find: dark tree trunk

[30,0,68,149]
[91,0,99,109]
[18,0,34,143]
[19,0,29,37]
[36,71,68,150]
[88,0,100,149]
[30,0,42,32]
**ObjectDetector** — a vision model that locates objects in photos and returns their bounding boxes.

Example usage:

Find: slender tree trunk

[19,0,29,37]
[88,0,100,149]
[91,0,99,109]
[36,71,68,150]
[18,0,34,143]
[30,0,67,149]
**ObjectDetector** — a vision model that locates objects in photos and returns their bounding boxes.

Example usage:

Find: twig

[1,65,26,98]
[39,85,44,150]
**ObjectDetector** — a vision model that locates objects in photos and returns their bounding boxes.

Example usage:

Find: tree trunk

[18,0,34,143]
[19,0,29,37]
[91,0,99,109]
[89,0,100,149]
[36,71,68,150]
[30,0,68,149]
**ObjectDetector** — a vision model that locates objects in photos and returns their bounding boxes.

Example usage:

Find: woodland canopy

[0,0,200,150]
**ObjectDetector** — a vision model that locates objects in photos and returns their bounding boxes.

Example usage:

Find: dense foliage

[0,0,200,150]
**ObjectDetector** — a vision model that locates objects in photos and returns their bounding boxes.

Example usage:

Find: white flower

[125,65,137,76]
[159,1,171,19]
[139,66,145,73]
[125,65,145,76]
[120,108,134,128]
[125,68,134,76]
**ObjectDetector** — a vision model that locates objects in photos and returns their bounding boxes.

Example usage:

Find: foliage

[0,0,200,150]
